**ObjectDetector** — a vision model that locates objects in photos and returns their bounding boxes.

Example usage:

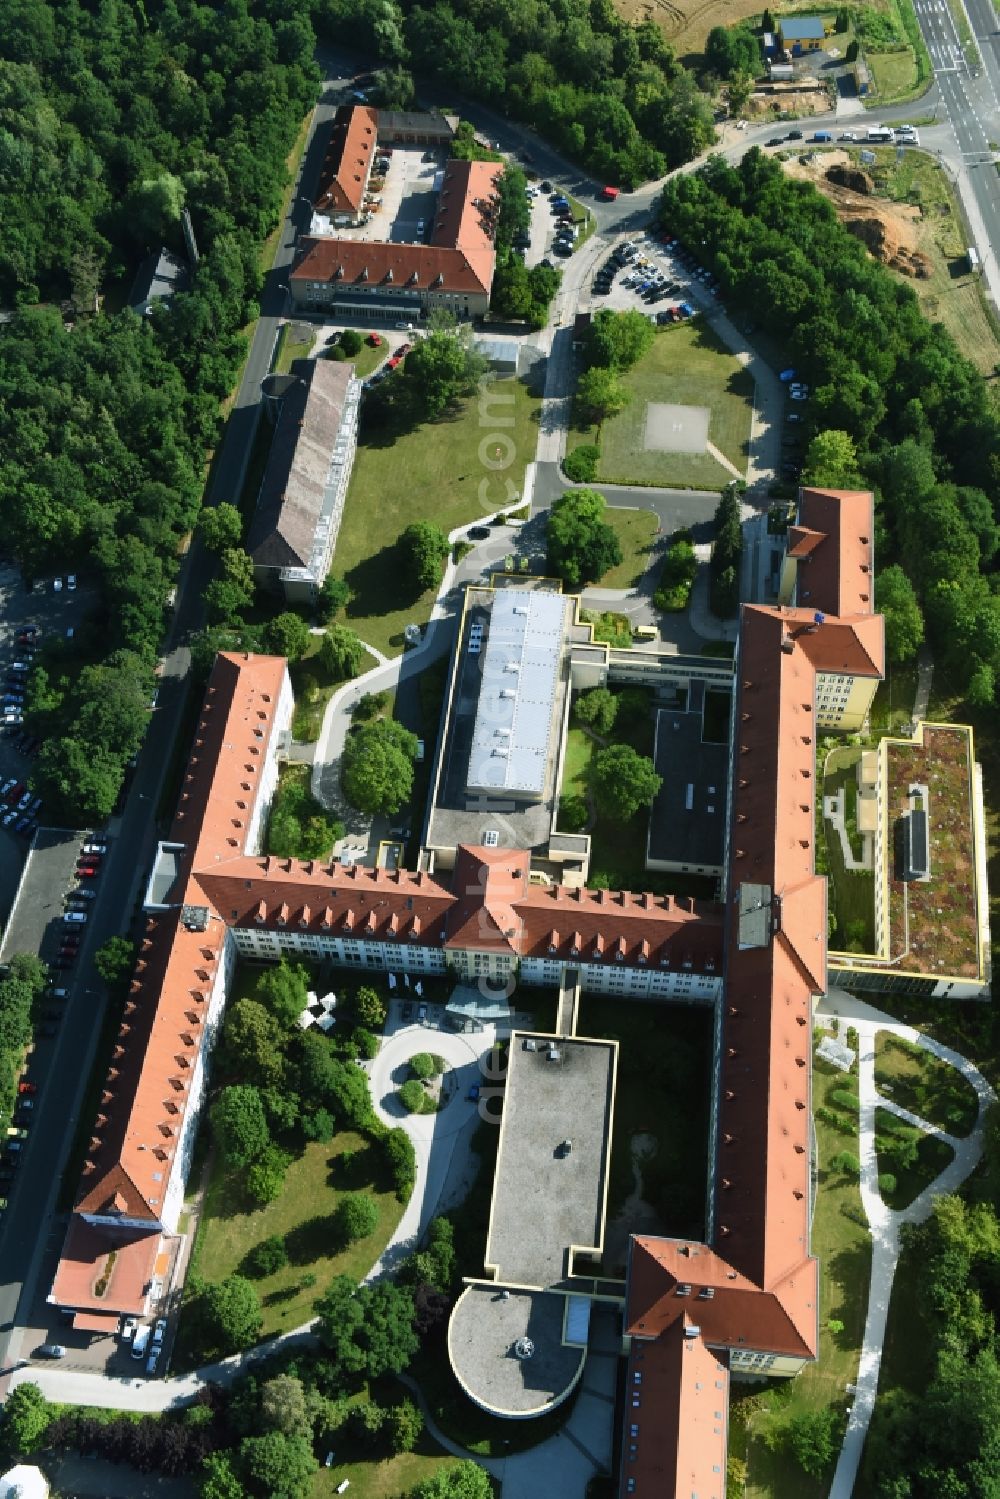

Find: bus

[866,126,893,143]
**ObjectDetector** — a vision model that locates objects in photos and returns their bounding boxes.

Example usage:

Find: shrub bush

[243,1235,289,1278]
[340,329,363,356]
[878,1173,898,1195]
[829,1151,861,1177]
[563,444,601,483]
[830,1088,861,1113]
[399,1079,437,1114]
[409,1052,438,1080]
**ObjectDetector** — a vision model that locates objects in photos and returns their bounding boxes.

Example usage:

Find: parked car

[17,1080,37,1095]
[153,1319,167,1346]
[35,1345,66,1359]
[121,1316,138,1341]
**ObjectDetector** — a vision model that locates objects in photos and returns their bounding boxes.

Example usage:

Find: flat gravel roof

[485,1033,616,1287]
[449,1285,585,1416]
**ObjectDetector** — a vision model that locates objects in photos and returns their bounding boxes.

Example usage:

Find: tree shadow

[284,1213,339,1265]
[328,1141,378,1190]
[262,1284,300,1308]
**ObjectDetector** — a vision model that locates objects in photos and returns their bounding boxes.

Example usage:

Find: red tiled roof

[431,159,502,254]
[49,1218,160,1316]
[445,844,531,952]
[70,655,288,1226]
[626,1237,817,1360]
[793,487,876,619]
[314,104,378,216]
[622,1319,729,1498]
[196,849,725,974]
[292,235,495,297]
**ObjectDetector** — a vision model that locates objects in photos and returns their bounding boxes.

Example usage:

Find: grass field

[188,1132,404,1341]
[570,320,753,490]
[867,45,918,100]
[873,149,1000,374]
[598,507,660,589]
[274,321,315,374]
[735,1056,872,1499]
[874,1031,979,1136]
[334,376,540,657]
[311,1447,483,1499]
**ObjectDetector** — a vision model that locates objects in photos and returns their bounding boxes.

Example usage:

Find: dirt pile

[784,151,932,279]
[842,214,932,278]
[825,162,874,195]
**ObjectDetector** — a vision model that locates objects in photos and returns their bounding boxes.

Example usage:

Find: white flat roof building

[466,589,571,801]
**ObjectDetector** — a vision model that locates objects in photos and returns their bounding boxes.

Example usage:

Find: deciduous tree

[592,744,661,821]
[547,488,623,588]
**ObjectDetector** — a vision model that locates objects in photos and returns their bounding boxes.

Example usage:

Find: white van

[132,1323,151,1359]
[968,245,981,272]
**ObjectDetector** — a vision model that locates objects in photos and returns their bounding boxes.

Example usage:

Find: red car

[366,332,382,348]
[386,356,401,371]
[394,343,411,357]
[17,1081,37,1095]
[77,865,98,878]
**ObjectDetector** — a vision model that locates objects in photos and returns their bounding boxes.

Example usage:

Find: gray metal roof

[247,358,358,577]
[466,589,571,799]
[128,247,189,315]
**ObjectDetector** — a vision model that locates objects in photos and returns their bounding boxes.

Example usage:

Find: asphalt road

[531,459,721,537]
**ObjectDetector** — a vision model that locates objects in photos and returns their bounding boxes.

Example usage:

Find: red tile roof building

[314,104,379,222]
[293,143,503,321]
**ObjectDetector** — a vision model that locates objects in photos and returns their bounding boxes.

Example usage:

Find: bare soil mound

[785,151,932,278]
[826,162,875,195]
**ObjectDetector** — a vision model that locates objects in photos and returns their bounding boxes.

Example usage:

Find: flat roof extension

[485,1032,616,1288]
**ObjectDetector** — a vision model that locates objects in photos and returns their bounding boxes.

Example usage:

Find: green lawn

[275,322,315,374]
[867,46,918,100]
[874,1031,979,1136]
[821,749,876,952]
[311,1447,487,1499]
[737,1057,872,1499]
[561,725,593,801]
[598,508,659,589]
[334,376,541,657]
[186,1132,404,1342]
[570,320,753,490]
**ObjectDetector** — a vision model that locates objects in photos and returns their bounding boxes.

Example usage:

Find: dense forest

[314,0,715,184]
[659,151,1000,705]
[0,0,320,820]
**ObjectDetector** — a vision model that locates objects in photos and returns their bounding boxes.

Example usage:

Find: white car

[839,131,859,142]
[152,1318,167,1346]
[67,574,77,591]
[121,1316,137,1341]
[52,578,62,593]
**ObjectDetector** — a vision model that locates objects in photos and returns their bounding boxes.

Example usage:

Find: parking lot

[0,565,94,926]
[322,142,448,245]
[588,230,718,324]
